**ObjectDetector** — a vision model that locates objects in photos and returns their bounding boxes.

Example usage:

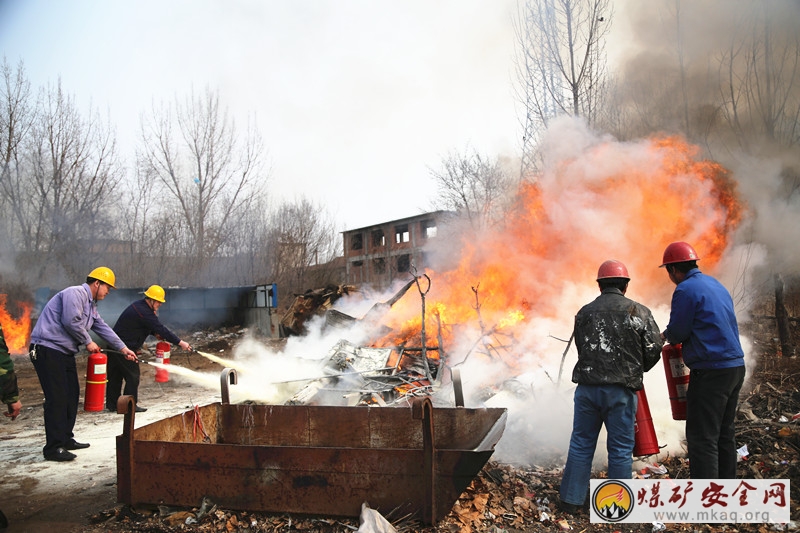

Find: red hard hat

[597,260,630,281]
[660,242,700,267]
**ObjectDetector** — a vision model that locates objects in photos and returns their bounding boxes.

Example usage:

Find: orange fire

[374,135,744,362]
[0,294,33,355]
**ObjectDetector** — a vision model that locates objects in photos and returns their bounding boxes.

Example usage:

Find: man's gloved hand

[121,347,139,363]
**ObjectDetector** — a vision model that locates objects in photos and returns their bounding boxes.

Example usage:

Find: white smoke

[166,116,763,472]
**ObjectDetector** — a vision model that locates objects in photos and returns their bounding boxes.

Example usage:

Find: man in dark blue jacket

[661,242,745,479]
[106,285,192,413]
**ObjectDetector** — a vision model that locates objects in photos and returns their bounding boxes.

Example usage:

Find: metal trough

[116,368,507,525]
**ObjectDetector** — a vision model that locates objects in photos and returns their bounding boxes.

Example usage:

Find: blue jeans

[560,384,637,505]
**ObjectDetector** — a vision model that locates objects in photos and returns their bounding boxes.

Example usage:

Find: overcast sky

[0,0,531,231]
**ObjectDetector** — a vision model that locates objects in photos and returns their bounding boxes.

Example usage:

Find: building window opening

[373,258,385,274]
[397,254,410,273]
[352,260,363,267]
[421,219,437,239]
[371,229,385,248]
[351,233,363,250]
[395,224,410,244]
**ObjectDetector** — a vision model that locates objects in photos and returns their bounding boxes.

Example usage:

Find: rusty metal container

[115,369,507,525]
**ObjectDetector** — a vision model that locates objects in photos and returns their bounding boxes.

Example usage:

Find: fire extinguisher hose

[101,349,140,364]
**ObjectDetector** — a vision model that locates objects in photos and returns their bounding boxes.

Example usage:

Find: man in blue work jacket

[661,242,746,479]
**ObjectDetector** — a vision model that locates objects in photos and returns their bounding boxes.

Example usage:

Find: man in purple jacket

[29,267,137,462]
[105,284,192,413]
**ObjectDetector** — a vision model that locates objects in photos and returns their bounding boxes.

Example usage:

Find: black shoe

[65,440,90,450]
[557,497,583,515]
[44,447,77,462]
[135,406,147,412]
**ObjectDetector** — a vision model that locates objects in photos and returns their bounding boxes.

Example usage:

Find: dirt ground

[0,336,231,533]
[1,323,799,533]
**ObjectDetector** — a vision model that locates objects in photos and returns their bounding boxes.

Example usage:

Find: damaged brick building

[342,211,450,291]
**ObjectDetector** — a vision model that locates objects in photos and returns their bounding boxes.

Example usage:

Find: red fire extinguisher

[633,387,660,456]
[154,341,171,383]
[662,343,690,420]
[84,350,108,412]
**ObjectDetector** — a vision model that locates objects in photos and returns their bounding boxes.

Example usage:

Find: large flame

[0,294,33,355]
[375,134,744,362]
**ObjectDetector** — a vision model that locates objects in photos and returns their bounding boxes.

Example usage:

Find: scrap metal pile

[279,284,359,336]
[286,339,444,406]
[280,276,456,407]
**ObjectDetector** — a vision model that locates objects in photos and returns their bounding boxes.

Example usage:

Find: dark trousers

[29,345,79,457]
[106,352,141,410]
[686,365,746,478]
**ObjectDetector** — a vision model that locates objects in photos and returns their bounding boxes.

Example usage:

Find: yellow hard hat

[143,284,166,303]
[88,266,116,288]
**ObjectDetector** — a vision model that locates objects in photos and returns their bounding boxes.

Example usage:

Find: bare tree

[138,88,267,283]
[429,148,512,231]
[715,4,800,356]
[0,58,35,255]
[599,0,722,145]
[34,82,122,280]
[0,74,122,285]
[717,3,800,151]
[113,162,170,286]
[514,0,612,176]
[265,196,340,301]
[215,195,273,286]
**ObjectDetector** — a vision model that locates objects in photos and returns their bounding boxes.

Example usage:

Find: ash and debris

[286,339,443,406]
[77,318,800,533]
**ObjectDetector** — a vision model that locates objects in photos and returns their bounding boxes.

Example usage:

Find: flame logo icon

[592,480,634,522]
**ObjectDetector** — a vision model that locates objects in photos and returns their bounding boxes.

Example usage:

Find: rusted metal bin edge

[116,402,508,524]
[121,442,496,522]
[129,403,508,450]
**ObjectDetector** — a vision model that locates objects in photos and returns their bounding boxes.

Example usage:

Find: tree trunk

[775,273,794,357]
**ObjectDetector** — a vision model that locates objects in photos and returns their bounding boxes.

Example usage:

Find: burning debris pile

[285,339,443,406]
[279,284,359,336]
[246,276,454,408]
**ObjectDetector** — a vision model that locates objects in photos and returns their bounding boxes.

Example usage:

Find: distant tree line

[0,59,340,306]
